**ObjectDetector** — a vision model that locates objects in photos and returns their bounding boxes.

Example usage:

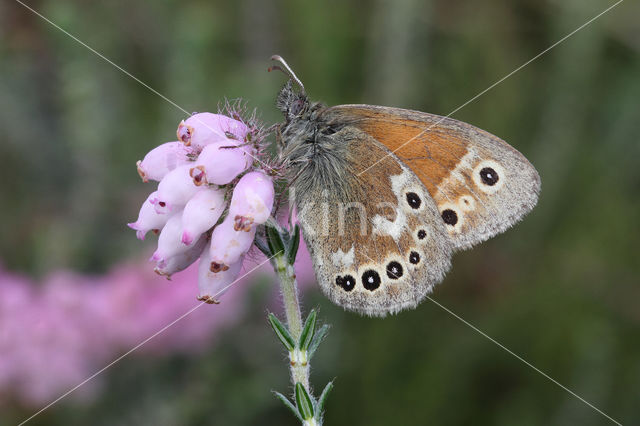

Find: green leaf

[299,309,317,350]
[308,324,329,358]
[295,382,315,420]
[315,380,334,419]
[268,313,295,351]
[272,391,303,421]
[266,224,285,256]
[287,224,301,265]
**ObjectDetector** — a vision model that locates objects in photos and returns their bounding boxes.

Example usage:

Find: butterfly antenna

[269,55,305,93]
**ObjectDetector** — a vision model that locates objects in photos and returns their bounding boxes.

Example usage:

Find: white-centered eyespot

[472,160,505,194]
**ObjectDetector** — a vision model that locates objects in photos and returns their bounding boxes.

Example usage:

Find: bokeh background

[1,0,639,424]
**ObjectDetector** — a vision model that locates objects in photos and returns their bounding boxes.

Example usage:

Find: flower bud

[155,164,202,214]
[209,216,256,271]
[136,142,191,182]
[177,113,247,152]
[151,212,196,263]
[229,171,274,228]
[128,191,170,240]
[197,248,243,303]
[154,232,207,279]
[193,142,253,186]
[180,187,226,246]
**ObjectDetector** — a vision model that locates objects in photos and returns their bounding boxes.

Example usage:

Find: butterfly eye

[479,167,499,186]
[409,251,421,265]
[406,192,421,209]
[361,270,381,291]
[335,275,355,292]
[386,261,403,279]
[441,209,458,226]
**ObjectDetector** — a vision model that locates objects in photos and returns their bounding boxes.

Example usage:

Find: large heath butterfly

[271,56,540,316]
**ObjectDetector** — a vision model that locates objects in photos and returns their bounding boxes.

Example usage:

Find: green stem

[274,252,309,390]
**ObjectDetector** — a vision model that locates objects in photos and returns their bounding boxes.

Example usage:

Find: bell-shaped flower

[212,114,250,141]
[151,213,196,264]
[228,171,275,231]
[192,142,253,186]
[127,191,171,240]
[177,113,232,152]
[197,248,244,304]
[154,164,202,214]
[136,142,191,182]
[180,187,226,246]
[154,233,208,279]
[209,216,256,271]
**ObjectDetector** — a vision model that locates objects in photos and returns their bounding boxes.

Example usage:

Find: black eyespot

[406,192,421,209]
[362,270,381,291]
[479,167,499,186]
[386,261,403,279]
[409,251,420,265]
[417,229,427,240]
[441,209,458,226]
[335,275,356,292]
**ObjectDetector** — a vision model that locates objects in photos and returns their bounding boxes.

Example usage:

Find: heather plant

[128,104,332,424]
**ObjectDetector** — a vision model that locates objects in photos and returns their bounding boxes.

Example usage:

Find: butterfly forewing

[322,105,541,251]
[292,126,452,316]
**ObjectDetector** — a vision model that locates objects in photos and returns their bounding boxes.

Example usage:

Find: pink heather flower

[209,215,257,270]
[180,187,226,246]
[177,112,249,151]
[192,142,253,185]
[136,141,191,183]
[151,213,196,264]
[197,249,244,303]
[229,171,275,230]
[129,108,270,304]
[154,232,208,278]
[128,191,171,240]
[154,164,202,214]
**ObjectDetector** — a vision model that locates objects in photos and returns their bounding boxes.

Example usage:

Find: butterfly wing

[291,126,452,316]
[322,105,541,251]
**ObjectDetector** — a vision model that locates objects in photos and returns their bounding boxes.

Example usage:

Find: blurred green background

[1,0,639,424]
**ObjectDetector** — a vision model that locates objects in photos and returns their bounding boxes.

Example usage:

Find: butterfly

[271,56,540,316]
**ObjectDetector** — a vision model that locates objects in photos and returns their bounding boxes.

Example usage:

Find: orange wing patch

[325,106,469,195]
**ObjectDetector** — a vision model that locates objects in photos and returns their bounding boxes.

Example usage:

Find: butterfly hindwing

[322,105,541,251]
[292,126,452,316]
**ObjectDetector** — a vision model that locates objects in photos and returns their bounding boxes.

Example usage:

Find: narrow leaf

[295,382,315,420]
[268,313,295,351]
[315,380,334,416]
[287,224,301,265]
[299,309,317,350]
[308,324,329,358]
[272,391,303,421]
[266,224,285,256]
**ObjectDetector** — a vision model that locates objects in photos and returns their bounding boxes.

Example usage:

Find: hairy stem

[274,252,309,389]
